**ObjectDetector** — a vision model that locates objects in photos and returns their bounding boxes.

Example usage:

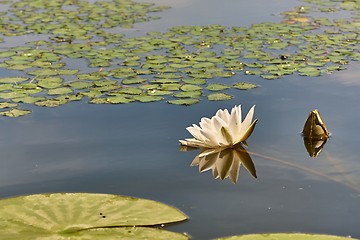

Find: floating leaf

[122,77,147,85]
[48,87,73,95]
[298,66,321,76]
[174,91,202,98]
[206,83,230,91]
[0,193,188,239]
[168,98,199,105]
[0,77,28,83]
[133,95,164,102]
[0,102,18,109]
[208,93,233,101]
[0,108,31,117]
[180,84,202,92]
[106,95,133,104]
[233,82,257,90]
[117,87,142,95]
[35,99,67,107]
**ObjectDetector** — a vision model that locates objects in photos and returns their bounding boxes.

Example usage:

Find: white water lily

[179,105,257,148]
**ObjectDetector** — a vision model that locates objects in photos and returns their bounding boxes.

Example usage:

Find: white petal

[199,129,221,147]
[237,119,258,143]
[211,116,229,146]
[227,105,242,142]
[186,124,209,143]
[242,105,255,131]
[199,117,215,133]
[179,138,210,148]
[215,108,230,122]
[235,105,255,143]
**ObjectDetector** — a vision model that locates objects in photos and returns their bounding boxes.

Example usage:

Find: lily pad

[168,98,199,105]
[216,233,354,240]
[133,95,164,102]
[206,83,230,91]
[106,95,133,104]
[208,93,233,101]
[233,82,257,90]
[0,77,28,83]
[0,102,18,109]
[0,193,188,239]
[0,108,31,117]
[48,87,73,95]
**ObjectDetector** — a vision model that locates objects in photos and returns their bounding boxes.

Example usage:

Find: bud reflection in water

[302,109,330,157]
[186,145,257,184]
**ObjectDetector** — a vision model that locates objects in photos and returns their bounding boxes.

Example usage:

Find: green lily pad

[206,83,230,91]
[48,87,73,95]
[0,102,18,109]
[168,98,199,105]
[0,91,28,99]
[122,77,147,85]
[0,193,188,239]
[180,84,202,92]
[233,82,257,90]
[161,83,180,91]
[106,95,133,104]
[298,67,321,76]
[216,233,354,240]
[133,95,164,102]
[182,78,207,85]
[35,99,67,107]
[12,96,46,104]
[0,227,188,240]
[0,77,28,83]
[117,87,142,95]
[207,93,233,101]
[68,81,94,89]
[0,108,31,117]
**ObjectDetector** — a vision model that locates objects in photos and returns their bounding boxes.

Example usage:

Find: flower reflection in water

[183,145,257,184]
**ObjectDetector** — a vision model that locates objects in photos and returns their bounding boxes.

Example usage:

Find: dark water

[1,0,360,239]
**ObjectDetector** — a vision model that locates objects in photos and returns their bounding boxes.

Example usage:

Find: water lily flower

[179,105,257,148]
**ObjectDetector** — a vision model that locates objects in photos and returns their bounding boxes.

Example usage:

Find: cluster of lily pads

[0,193,355,239]
[0,0,359,117]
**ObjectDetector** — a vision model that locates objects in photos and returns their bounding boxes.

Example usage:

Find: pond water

[0,0,360,239]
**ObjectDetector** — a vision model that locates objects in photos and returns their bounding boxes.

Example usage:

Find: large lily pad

[0,193,188,238]
[0,227,188,240]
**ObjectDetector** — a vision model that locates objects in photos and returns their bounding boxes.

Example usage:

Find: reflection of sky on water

[0,0,360,239]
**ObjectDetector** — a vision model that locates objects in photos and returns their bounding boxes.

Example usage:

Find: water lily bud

[302,109,330,139]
